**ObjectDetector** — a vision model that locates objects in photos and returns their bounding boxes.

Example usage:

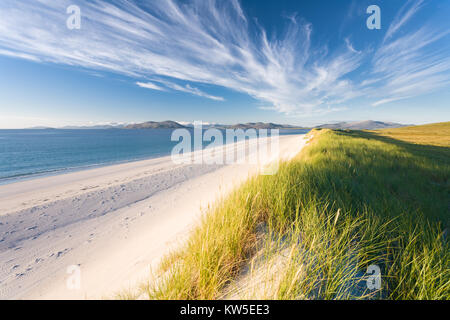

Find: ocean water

[0,128,309,184]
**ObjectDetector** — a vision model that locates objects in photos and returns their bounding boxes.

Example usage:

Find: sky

[0,0,449,129]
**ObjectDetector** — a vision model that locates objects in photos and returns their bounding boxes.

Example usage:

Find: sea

[0,128,309,185]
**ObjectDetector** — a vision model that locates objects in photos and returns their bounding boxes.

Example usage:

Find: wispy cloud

[167,83,224,101]
[0,49,41,62]
[0,0,449,114]
[370,1,450,107]
[372,97,409,107]
[383,0,425,42]
[344,38,361,54]
[136,81,166,91]
[157,80,225,101]
[137,79,224,101]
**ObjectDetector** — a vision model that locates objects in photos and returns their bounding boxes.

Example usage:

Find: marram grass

[144,124,449,300]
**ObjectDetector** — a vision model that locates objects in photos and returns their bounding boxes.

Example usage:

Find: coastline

[0,133,309,299]
[0,128,309,186]
[0,152,171,187]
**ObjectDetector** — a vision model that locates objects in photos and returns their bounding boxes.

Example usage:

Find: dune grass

[146,123,449,300]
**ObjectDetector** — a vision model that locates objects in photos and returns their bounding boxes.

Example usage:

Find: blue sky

[0,0,449,128]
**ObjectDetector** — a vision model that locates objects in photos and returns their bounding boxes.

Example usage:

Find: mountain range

[315,120,409,130]
[24,120,411,130]
[124,121,185,129]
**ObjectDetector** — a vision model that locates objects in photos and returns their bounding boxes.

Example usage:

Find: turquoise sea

[0,128,309,184]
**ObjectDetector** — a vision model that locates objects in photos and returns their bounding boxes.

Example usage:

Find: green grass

[372,121,450,147]
[145,123,449,300]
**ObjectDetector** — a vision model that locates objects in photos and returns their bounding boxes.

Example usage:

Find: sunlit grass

[372,121,450,147]
[145,123,449,300]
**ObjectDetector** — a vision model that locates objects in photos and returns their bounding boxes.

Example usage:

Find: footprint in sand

[58,248,72,258]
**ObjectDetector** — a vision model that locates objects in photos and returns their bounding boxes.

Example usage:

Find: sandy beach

[0,134,308,299]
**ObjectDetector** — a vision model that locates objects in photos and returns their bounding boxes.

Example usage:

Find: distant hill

[228,122,289,129]
[124,120,186,129]
[170,122,302,129]
[316,120,410,130]
[24,120,411,131]
[22,121,302,130]
[59,124,125,129]
[25,126,55,130]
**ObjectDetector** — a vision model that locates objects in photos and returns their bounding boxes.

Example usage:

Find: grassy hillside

[145,123,449,300]
[372,121,450,147]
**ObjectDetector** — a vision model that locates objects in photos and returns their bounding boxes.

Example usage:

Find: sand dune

[0,134,308,299]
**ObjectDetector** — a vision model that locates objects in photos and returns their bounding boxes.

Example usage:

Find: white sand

[0,134,308,299]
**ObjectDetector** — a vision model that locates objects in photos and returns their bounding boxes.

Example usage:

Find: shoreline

[0,153,169,187]
[0,129,309,187]
[0,134,309,299]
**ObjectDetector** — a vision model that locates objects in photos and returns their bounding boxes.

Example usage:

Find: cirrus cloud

[0,0,449,113]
